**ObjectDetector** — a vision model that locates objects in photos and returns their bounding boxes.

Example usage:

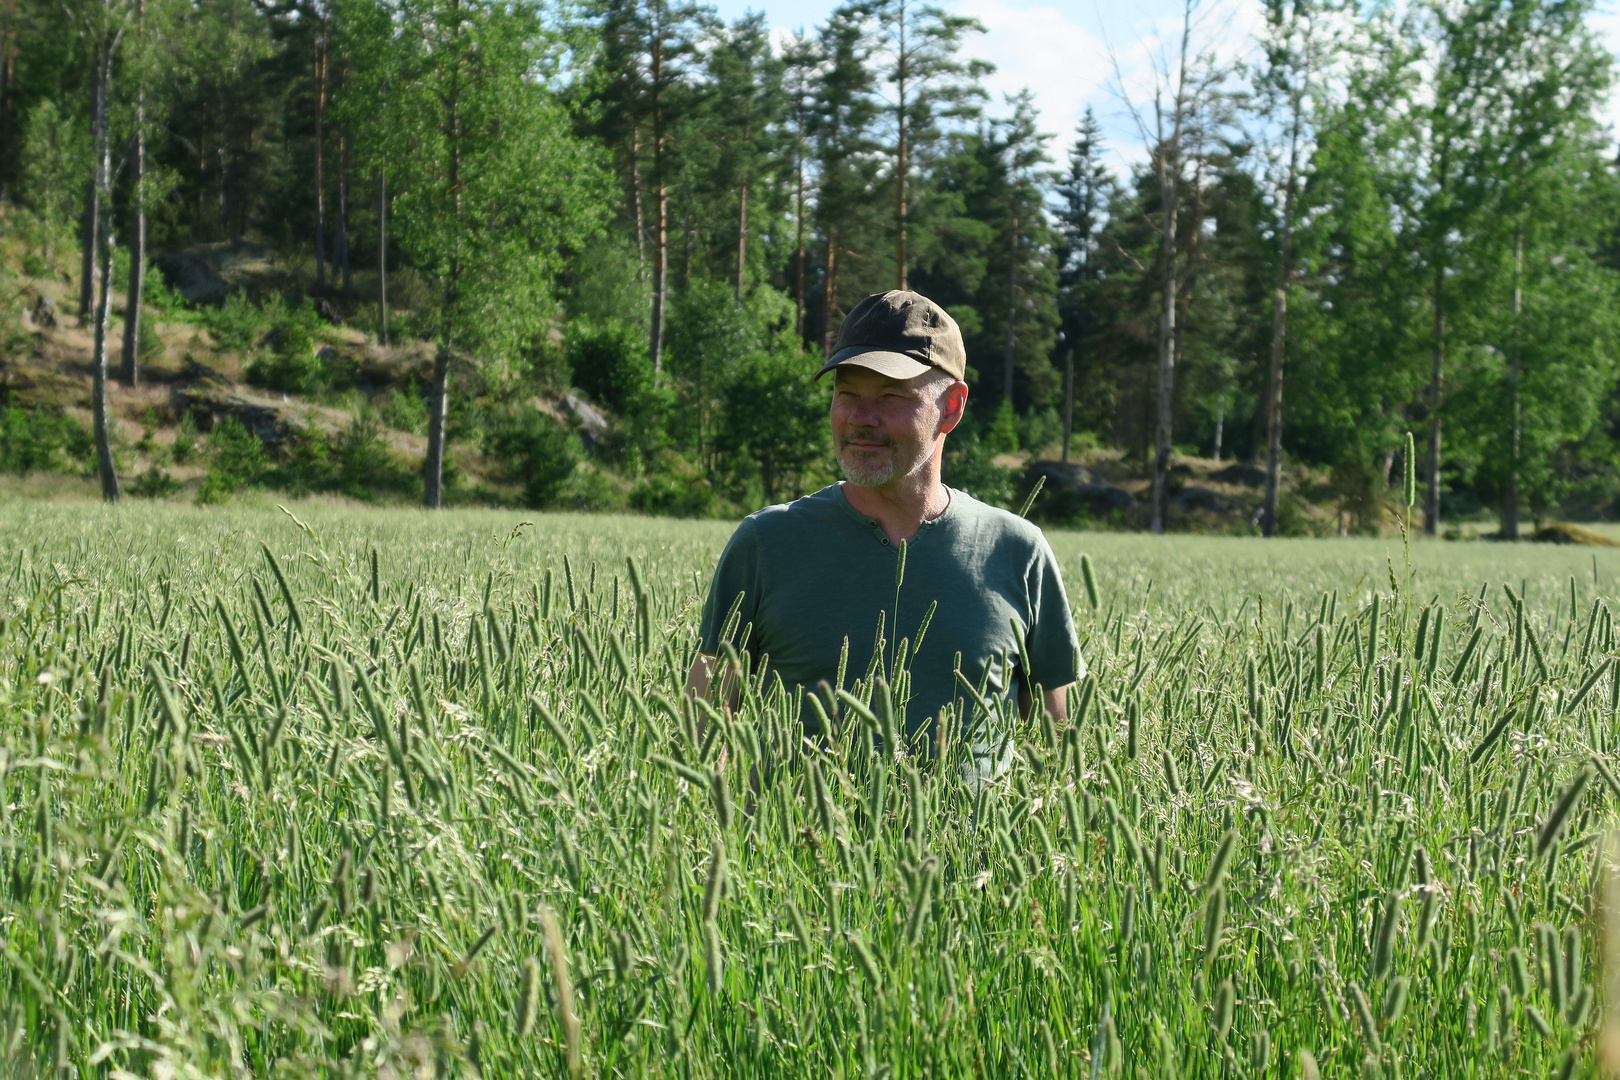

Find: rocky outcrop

[151,242,298,306]
[1022,461,1133,519]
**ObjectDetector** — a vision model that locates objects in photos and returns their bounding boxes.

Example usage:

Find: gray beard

[839,455,895,486]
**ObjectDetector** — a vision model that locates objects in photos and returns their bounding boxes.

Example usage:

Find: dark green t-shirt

[697,483,1082,742]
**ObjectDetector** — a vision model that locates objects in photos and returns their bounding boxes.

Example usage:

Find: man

[687,290,1081,769]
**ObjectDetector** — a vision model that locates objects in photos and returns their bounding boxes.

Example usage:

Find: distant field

[1,502,1617,1077]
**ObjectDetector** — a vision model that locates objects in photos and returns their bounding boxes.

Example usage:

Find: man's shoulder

[730,486,848,545]
[947,488,1050,550]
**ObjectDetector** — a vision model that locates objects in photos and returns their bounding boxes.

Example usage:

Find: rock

[1531,523,1619,547]
[151,241,295,306]
[314,297,344,325]
[532,391,612,450]
[27,293,57,330]
[1212,463,1268,487]
[1021,460,1133,520]
[1174,486,1232,513]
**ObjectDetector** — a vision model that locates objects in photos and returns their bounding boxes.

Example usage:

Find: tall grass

[1,502,1619,1078]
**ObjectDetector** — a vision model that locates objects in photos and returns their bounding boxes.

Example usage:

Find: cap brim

[813,347,933,381]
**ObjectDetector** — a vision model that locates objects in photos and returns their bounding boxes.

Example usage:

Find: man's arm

[1017,683,1072,726]
[685,652,716,699]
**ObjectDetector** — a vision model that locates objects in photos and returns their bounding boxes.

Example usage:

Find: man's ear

[938,381,969,436]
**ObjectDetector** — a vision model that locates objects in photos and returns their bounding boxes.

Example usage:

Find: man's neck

[841,463,949,546]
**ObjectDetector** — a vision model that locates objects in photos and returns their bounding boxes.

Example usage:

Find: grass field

[2,501,1619,1079]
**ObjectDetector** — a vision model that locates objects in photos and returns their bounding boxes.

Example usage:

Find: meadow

[1,501,1618,1078]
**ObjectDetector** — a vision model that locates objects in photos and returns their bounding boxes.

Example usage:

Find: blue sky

[708,0,1620,175]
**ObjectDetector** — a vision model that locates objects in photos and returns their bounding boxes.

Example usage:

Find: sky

[709,0,1620,176]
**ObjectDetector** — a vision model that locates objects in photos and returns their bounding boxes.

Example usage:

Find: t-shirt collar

[831,482,958,536]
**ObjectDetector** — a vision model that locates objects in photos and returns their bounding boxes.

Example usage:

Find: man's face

[830,366,963,487]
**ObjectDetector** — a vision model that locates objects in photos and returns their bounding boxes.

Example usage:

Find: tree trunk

[1260,279,1287,537]
[377,167,388,345]
[1151,144,1179,536]
[630,129,646,270]
[893,0,907,291]
[78,53,102,320]
[423,346,451,508]
[313,23,328,290]
[1425,272,1443,536]
[735,174,748,303]
[0,16,16,203]
[1213,397,1224,462]
[794,140,806,342]
[650,178,667,374]
[1002,208,1017,405]
[1061,348,1074,464]
[90,51,119,502]
[822,227,839,357]
[1504,225,1522,540]
[338,129,353,296]
[648,26,665,375]
[121,92,146,387]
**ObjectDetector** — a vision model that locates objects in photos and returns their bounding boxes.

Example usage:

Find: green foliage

[129,465,182,498]
[0,408,91,476]
[942,425,1013,506]
[376,384,428,437]
[243,296,328,394]
[202,292,268,355]
[482,406,582,508]
[196,416,267,503]
[986,398,1019,455]
[569,320,655,416]
[714,348,830,505]
[17,99,89,250]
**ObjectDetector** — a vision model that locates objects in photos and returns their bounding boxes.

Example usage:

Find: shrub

[943,426,1014,507]
[377,383,427,435]
[243,297,327,395]
[171,412,200,464]
[0,408,91,476]
[483,406,581,508]
[196,417,266,504]
[331,414,400,501]
[201,292,264,354]
[568,320,653,415]
[129,466,181,499]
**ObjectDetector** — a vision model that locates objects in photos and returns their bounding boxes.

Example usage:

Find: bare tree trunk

[121,88,146,387]
[424,35,461,510]
[1213,397,1224,461]
[1504,225,1522,540]
[650,179,667,374]
[377,166,388,345]
[795,141,806,342]
[1061,348,1074,463]
[1260,277,1288,536]
[423,346,451,508]
[1425,271,1443,535]
[893,0,907,291]
[648,24,666,375]
[313,22,328,290]
[1002,208,1017,405]
[338,129,353,297]
[1151,143,1179,535]
[0,11,16,203]
[735,174,748,303]
[822,228,839,357]
[630,129,646,270]
[78,55,102,320]
[90,50,120,502]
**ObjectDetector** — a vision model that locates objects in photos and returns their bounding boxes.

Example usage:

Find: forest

[1,0,1618,536]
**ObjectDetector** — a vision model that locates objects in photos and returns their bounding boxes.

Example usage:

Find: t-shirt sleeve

[698,518,762,656]
[1025,532,1083,690]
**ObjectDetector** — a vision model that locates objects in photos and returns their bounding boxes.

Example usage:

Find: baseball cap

[814,291,967,382]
